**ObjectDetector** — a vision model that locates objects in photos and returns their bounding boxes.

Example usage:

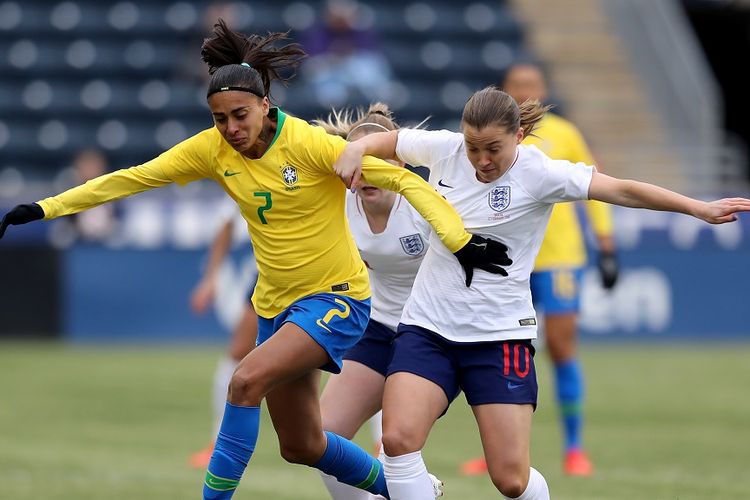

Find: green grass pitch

[1,342,749,499]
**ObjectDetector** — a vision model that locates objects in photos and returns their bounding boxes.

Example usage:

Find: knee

[489,469,527,498]
[279,436,327,466]
[227,366,271,405]
[320,412,356,440]
[228,342,250,362]
[381,423,425,457]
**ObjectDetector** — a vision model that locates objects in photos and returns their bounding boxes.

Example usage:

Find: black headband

[207,86,264,98]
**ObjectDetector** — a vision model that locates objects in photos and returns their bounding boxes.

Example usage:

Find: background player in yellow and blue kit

[0,20,513,500]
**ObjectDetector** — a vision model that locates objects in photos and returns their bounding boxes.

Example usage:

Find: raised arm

[333,130,399,188]
[361,158,512,286]
[0,162,175,239]
[314,123,511,286]
[0,132,214,239]
[588,172,750,224]
[38,163,174,219]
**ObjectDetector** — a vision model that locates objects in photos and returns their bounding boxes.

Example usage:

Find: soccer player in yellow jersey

[0,20,512,500]
[460,62,617,477]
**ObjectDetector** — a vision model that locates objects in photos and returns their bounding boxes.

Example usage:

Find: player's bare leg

[205,322,390,498]
[473,403,549,499]
[380,372,448,500]
[321,360,385,439]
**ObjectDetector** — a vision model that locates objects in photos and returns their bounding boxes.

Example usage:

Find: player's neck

[244,116,278,159]
[361,194,396,234]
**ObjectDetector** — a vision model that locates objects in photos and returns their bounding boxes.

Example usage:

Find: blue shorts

[256,293,371,374]
[530,268,584,315]
[388,324,538,408]
[343,319,396,376]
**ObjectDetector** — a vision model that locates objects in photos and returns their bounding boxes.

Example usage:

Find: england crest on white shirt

[488,186,511,212]
[399,234,425,256]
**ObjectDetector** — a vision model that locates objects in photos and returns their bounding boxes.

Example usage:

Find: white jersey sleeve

[396,129,464,176]
[524,147,594,203]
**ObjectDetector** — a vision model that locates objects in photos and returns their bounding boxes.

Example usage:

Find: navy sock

[203,403,260,499]
[312,431,390,499]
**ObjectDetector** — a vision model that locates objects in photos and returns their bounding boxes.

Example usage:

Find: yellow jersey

[523,113,613,270]
[38,108,470,317]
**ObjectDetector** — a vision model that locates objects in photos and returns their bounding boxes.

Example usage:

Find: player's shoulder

[514,144,568,185]
[517,143,551,165]
[172,127,224,160]
[401,128,463,151]
[285,110,343,143]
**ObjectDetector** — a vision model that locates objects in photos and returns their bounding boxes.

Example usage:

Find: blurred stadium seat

[0,0,527,179]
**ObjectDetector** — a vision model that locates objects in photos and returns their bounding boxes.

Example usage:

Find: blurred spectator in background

[50,149,120,247]
[302,0,394,107]
[181,1,246,85]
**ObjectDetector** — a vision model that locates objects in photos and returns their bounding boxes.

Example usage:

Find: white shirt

[396,128,594,342]
[346,190,431,331]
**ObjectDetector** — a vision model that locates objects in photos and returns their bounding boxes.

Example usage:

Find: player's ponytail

[462,86,550,139]
[201,19,307,99]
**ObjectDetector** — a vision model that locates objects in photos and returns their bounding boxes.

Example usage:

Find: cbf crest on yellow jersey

[38,108,470,317]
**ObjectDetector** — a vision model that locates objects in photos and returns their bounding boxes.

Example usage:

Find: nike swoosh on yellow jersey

[224,170,241,177]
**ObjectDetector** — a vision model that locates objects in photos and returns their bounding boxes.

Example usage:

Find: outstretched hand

[453,234,513,287]
[697,198,750,224]
[0,203,44,239]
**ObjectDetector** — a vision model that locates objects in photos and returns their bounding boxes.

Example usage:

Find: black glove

[597,250,619,289]
[453,234,512,287]
[0,203,45,239]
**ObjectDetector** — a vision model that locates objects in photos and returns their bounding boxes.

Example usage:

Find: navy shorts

[388,324,538,407]
[343,319,397,376]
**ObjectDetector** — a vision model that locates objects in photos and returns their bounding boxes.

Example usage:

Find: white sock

[370,410,383,448]
[383,451,434,500]
[212,356,238,436]
[504,467,550,500]
[319,472,380,500]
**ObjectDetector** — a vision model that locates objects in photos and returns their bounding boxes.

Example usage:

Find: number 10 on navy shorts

[388,324,538,408]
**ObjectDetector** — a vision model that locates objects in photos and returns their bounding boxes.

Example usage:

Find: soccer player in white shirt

[315,104,444,499]
[333,86,750,500]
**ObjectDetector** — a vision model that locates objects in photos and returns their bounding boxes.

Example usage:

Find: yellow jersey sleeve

[562,120,614,238]
[37,131,215,219]
[528,113,616,269]
[303,124,470,253]
[584,199,613,236]
[360,159,470,252]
